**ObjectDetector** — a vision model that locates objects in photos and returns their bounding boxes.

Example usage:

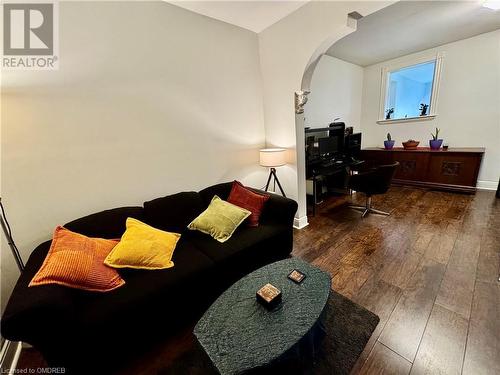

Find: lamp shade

[259,148,286,167]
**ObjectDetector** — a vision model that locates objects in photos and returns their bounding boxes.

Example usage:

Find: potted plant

[385,108,394,120]
[429,127,443,150]
[384,133,395,149]
[420,103,429,116]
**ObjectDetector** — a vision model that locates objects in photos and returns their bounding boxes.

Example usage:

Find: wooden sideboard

[360,147,485,193]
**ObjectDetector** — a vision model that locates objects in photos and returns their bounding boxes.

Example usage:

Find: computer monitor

[318,136,340,156]
[305,128,329,160]
[328,122,345,154]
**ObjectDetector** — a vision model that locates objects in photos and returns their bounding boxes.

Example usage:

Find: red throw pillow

[228,181,270,227]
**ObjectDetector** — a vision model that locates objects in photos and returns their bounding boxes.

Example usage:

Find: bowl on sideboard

[402,140,420,149]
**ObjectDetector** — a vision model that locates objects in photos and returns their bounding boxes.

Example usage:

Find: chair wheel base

[349,205,390,218]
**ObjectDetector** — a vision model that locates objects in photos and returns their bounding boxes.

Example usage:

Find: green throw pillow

[188,195,251,243]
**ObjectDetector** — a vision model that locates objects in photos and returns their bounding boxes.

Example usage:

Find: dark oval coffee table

[194,257,331,375]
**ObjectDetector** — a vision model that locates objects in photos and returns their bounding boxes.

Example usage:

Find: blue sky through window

[385,61,435,119]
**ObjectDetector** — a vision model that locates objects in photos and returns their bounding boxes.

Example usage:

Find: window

[378,53,443,124]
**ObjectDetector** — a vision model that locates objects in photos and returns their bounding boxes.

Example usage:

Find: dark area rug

[160,291,379,375]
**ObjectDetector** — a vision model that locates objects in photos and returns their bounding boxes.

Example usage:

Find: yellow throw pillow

[104,218,181,270]
[187,195,251,243]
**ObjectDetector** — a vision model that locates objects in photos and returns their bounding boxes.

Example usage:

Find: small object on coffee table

[256,283,282,308]
[288,269,306,284]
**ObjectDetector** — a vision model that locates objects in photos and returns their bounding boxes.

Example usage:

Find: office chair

[348,162,399,218]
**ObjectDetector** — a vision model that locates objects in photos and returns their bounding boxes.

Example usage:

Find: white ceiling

[167,1,309,33]
[327,1,500,67]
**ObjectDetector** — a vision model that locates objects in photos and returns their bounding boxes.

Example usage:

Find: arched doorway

[293,14,362,227]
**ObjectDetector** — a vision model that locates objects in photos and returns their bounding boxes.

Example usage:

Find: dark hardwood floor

[16,187,500,374]
[294,186,499,375]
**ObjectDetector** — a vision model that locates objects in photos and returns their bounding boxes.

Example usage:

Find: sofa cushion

[227,181,269,226]
[199,182,232,206]
[75,238,215,325]
[185,223,290,264]
[29,227,125,292]
[143,192,204,233]
[64,207,144,239]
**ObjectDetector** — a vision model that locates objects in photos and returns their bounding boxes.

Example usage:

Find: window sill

[377,115,436,125]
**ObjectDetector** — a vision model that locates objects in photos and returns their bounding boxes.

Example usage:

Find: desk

[360,147,485,193]
[306,158,364,216]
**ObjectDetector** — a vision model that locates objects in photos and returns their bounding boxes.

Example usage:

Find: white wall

[360,30,500,187]
[1,1,267,312]
[304,55,363,130]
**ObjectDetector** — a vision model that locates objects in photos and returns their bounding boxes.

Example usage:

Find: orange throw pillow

[227,181,270,227]
[29,226,125,292]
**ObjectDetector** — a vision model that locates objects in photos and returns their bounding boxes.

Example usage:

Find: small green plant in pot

[385,108,394,120]
[430,127,443,150]
[384,133,395,149]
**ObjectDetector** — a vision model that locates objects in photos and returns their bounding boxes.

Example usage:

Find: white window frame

[377,52,444,125]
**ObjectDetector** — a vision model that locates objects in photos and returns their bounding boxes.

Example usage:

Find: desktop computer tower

[345,133,362,160]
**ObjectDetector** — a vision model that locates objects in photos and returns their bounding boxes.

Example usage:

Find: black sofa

[1,182,297,373]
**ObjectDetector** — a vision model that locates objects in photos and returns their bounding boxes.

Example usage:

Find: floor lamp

[260,148,287,197]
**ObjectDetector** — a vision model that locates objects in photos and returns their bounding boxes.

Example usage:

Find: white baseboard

[476,180,498,191]
[293,216,309,229]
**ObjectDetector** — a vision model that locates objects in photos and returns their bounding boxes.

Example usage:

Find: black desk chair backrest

[368,162,399,194]
[348,162,399,217]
